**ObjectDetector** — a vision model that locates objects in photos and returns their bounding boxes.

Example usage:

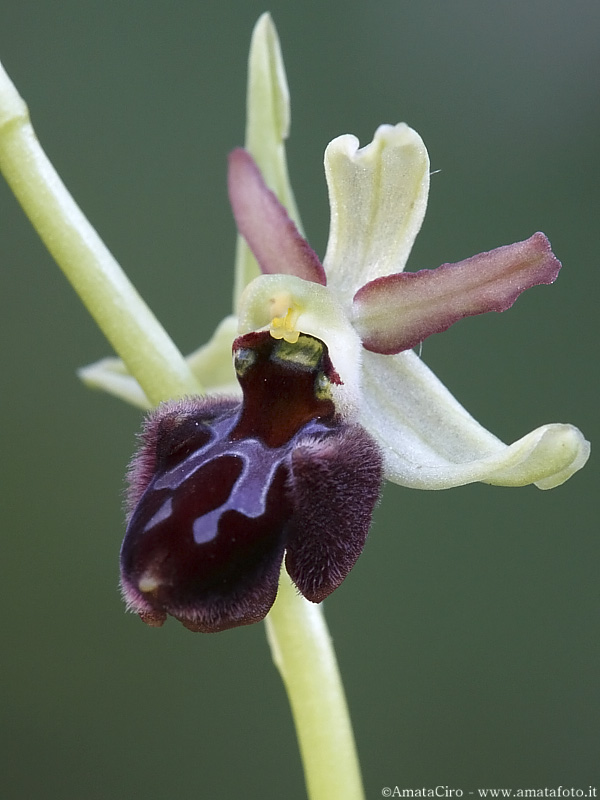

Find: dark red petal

[353,232,562,354]
[228,148,327,285]
[285,424,383,603]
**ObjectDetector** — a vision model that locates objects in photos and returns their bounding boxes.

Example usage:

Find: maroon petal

[285,424,383,603]
[352,232,562,354]
[228,148,327,285]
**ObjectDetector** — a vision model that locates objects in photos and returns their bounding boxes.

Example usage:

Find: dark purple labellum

[120,332,383,633]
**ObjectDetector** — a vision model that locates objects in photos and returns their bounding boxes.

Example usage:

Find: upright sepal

[323,124,430,303]
[233,12,304,307]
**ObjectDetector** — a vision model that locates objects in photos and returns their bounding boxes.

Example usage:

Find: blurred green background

[1,1,598,798]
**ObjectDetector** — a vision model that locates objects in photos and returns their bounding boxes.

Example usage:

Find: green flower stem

[0,60,202,406]
[265,572,364,800]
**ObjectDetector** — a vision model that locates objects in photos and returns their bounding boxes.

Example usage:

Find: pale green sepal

[233,13,303,311]
[360,349,590,489]
[323,124,430,304]
[78,358,151,409]
[238,274,363,419]
[265,569,365,800]
[185,314,241,397]
[78,315,242,408]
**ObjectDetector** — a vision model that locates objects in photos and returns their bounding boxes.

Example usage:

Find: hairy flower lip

[121,333,383,632]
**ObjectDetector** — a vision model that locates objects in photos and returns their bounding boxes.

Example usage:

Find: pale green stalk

[0,15,365,799]
[265,572,364,800]
[0,61,202,406]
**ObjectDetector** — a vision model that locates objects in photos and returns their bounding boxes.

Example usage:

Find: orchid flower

[118,126,589,634]
[0,12,591,800]
[69,25,590,635]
